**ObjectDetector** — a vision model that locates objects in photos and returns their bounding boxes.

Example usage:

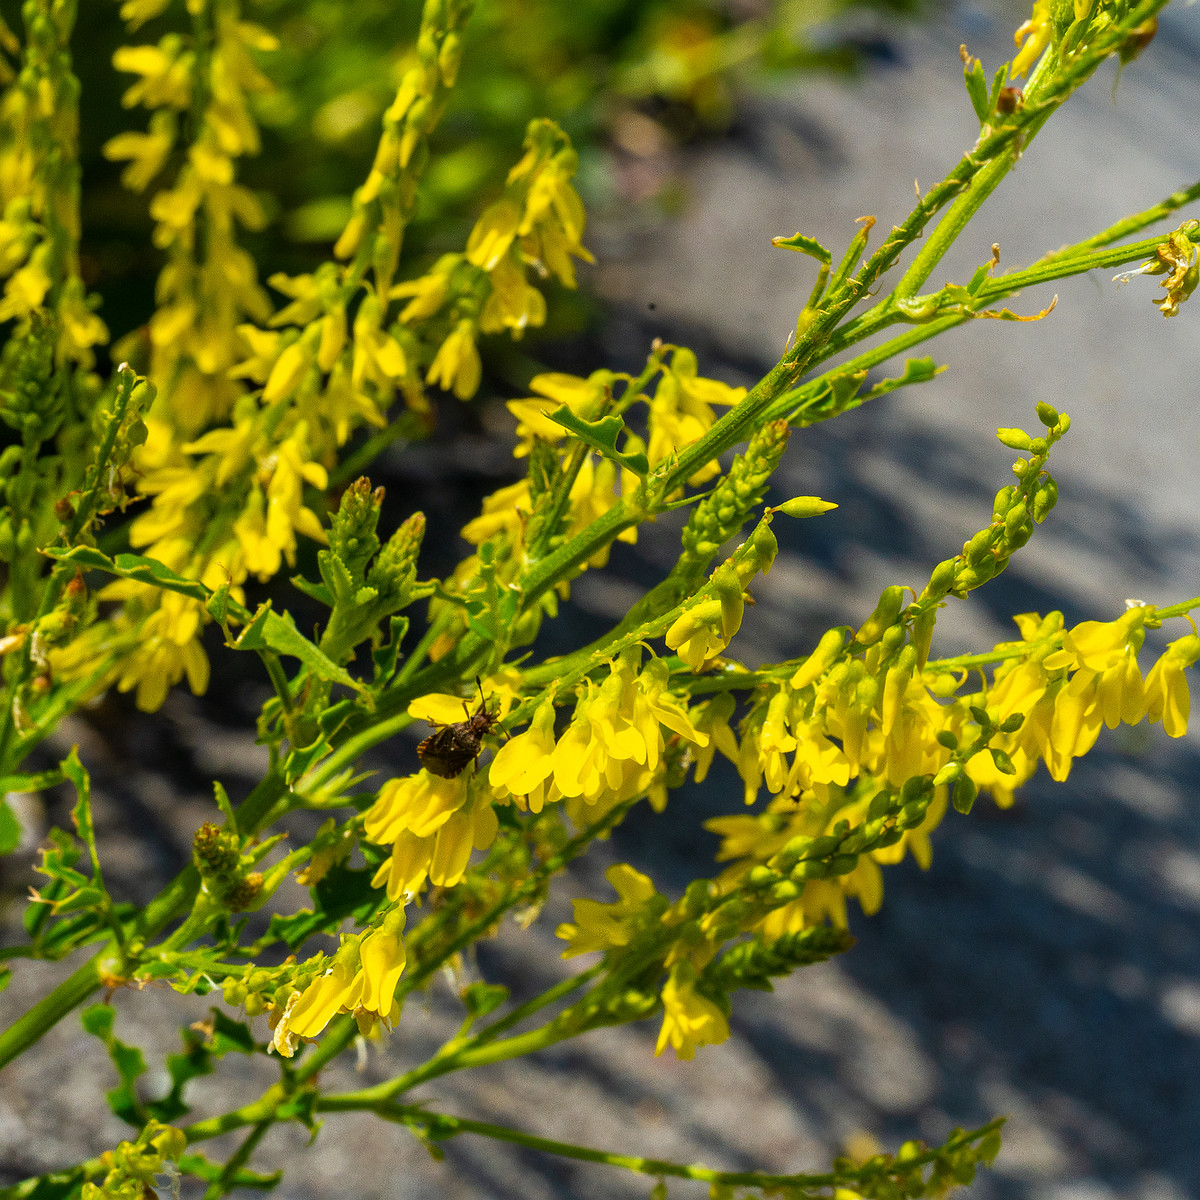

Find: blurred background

[3,1,1200,1197]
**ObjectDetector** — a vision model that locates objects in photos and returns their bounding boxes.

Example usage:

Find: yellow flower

[229,424,327,580]
[465,198,521,270]
[0,252,51,322]
[1012,0,1053,77]
[364,771,469,844]
[111,594,210,712]
[113,40,193,110]
[479,249,547,336]
[655,962,729,1060]
[280,947,362,1045]
[1045,669,1102,781]
[665,599,727,670]
[552,653,705,805]
[428,790,500,887]
[355,906,408,1023]
[103,113,175,192]
[365,775,499,897]
[426,320,481,399]
[1144,634,1200,738]
[371,830,436,902]
[556,863,661,957]
[391,254,457,322]
[489,698,558,812]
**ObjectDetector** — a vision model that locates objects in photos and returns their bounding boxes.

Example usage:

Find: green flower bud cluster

[81,1121,187,1200]
[700,926,855,993]
[675,418,790,585]
[297,478,429,665]
[914,404,1069,620]
[192,822,262,912]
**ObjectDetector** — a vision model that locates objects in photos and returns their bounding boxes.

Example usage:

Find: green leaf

[285,736,333,783]
[290,572,335,608]
[0,797,20,855]
[62,750,99,872]
[179,1153,282,1191]
[770,231,832,264]
[544,406,650,477]
[209,1007,257,1056]
[964,56,989,123]
[43,545,210,603]
[81,1003,148,1127]
[50,885,106,914]
[206,581,235,625]
[44,546,361,695]
[987,61,1009,110]
[371,614,409,686]
[232,603,362,693]
[147,1026,214,1123]
[462,982,509,1018]
[0,766,65,795]
[267,861,382,951]
[859,356,946,404]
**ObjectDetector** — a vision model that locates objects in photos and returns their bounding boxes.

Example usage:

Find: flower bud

[855,585,906,646]
[771,496,837,518]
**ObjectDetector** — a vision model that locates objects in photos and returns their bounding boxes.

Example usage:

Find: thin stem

[313,1101,1004,1194]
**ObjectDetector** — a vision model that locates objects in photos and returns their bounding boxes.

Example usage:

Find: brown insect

[416,680,504,778]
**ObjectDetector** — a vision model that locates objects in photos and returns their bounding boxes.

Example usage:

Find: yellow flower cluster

[0,1,106,363]
[390,117,593,400]
[60,5,587,713]
[428,346,745,657]
[268,905,408,1057]
[556,862,731,1060]
[705,606,1199,937]
[363,653,708,902]
[106,1,276,434]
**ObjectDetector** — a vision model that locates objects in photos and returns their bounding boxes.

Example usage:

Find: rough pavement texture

[4,5,1200,1199]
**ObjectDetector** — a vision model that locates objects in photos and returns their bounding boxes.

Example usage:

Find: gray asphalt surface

[3,4,1200,1199]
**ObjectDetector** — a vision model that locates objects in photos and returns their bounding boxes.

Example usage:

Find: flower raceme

[269,906,408,1058]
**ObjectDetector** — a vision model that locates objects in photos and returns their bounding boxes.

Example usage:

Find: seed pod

[952,775,978,815]
[1032,477,1059,523]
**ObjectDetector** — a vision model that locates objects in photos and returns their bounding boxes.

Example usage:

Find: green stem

[313,1101,1004,1193]
[0,772,285,1072]
[202,1121,271,1200]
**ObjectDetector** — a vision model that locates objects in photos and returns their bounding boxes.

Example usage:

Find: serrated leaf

[317,548,356,606]
[285,737,333,782]
[146,1026,213,1123]
[290,573,334,608]
[544,406,650,477]
[82,1003,148,1127]
[209,1007,257,1056]
[232,603,362,693]
[770,232,832,263]
[371,614,409,686]
[964,57,989,122]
